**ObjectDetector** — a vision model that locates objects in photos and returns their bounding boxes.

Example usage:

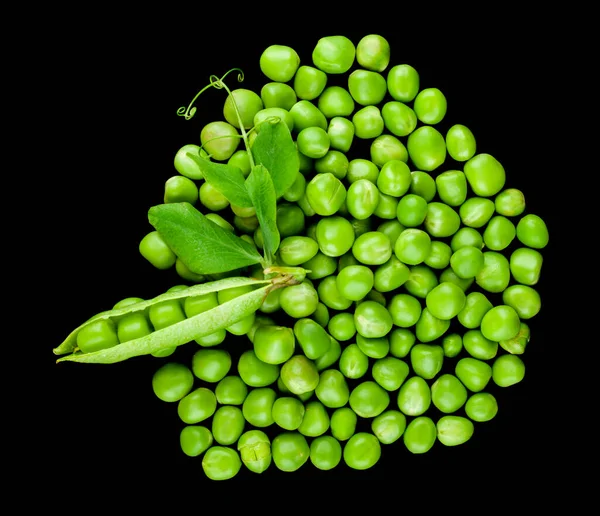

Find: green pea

[403,416,436,454]
[343,432,382,470]
[178,387,217,424]
[223,88,263,130]
[414,87,447,125]
[431,374,468,414]
[437,416,474,447]
[139,231,176,270]
[298,401,330,437]
[310,435,342,471]
[426,281,466,320]
[163,175,198,205]
[315,150,349,180]
[313,370,349,409]
[297,127,331,159]
[371,134,409,167]
[457,292,493,329]
[455,357,492,392]
[346,179,380,220]
[260,44,300,82]
[397,376,431,416]
[260,82,297,111]
[352,105,384,139]
[510,247,543,286]
[502,284,541,319]
[483,215,516,251]
[450,227,484,251]
[356,34,390,72]
[277,203,305,237]
[314,336,341,371]
[192,349,232,383]
[116,311,153,344]
[199,181,230,211]
[377,220,405,246]
[278,236,318,267]
[356,334,390,359]
[442,268,475,293]
[445,124,476,162]
[476,251,511,293]
[492,354,525,387]
[396,194,427,228]
[76,318,119,355]
[335,264,374,302]
[410,344,444,380]
[480,305,521,342]
[459,197,495,228]
[394,228,431,266]
[211,406,245,446]
[180,425,213,457]
[317,276,353,311]
[388,293,421,328]
[408,171,435,202]
[280,355,319,395]
[316,216,355,258]
[252,325,295,365]
[331,407,358,441]
[253,107,295,134]
[417,308,451,342]
[347,158,379,184]
[465,392,498,422]
[450,246,485,279]
[372,357,410,391]
[380,100,417,137]
[338,252,360,272]
[175,258,206,283]
[499,322,530,355]
[377,160,411,197]
[339,343,369,379]
[293,318,332,360]
[435,170,467,207]
[349,381,390,418]
[242,387,276,428]
[259,287,282,314]
[373,256,410,293]
[312,35,355,74]
[354,300,393,339]
[247,315,275,344]
[464,153,506,197]
[463,329,498,360]
[272,431,310,472]
[237,350,280,388]
[407,126,446,172]
[202,446,242,481]
[495,188,526,217]
[404,264,439,298]
[440,334,462,359]
[387,64,419,102]
[174,144,207,180]
[205,213,234,232]
[214,375,247,406]
[279,282,319,318]
[282,172,307,202]
[237,430,271,474]
[315,87,354,121]
[293,65,328,100]
[352,231,392,265]
[152,362,194,403]
[424,202,461,238]
[368,410,406,446]
[424,241,452,270]
[270,397,305,431]
[389,328,416,358]
[348,69,387,106]
[305,173,345,216]
[327,116,355,152]
[200,121,239,162]
[304,252,338,280]
[289,100,327,132]
[516,214,549,249]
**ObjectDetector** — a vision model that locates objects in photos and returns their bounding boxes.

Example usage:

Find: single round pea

[237,430,271,474]
[297,127,331,159]
[369,134,408,168]
[283,170,307,202]
[253,107,295,134]
[437,416,474,447]
[271,396,305,431]
[424,281,467,321]
[260,44,300,82]
[372,357,410,391]
[317,276,353,311]
[180,425,213,457]
[293,65,328,100]
[298,400,330,437]
[260,82,297,110]
[424,202,461,238]
[387,64,419,102]
[317,86,355,119]
[279,282,319,318]
[205,213,234,232]
[314,336,341,371]
[396,194,427,228]
[152,362,194,402]
[374,255,410,292]
[173,144,207,180]
[352,231,392,265]
[397,376,431,416]
[356,34,390,72]
[464,153,506,197]
[223,88,263,130]
[339,343,369,379]
[289,100,327,132]
[388,293,422,328]
[163,175,198,205]
[442,333,463,358]
[441,267,474,292]
[495,188,526,217]
[409,171,436,202]
[272,432,310,472]
[294,318,332,360]
[178,387,217,424]
[481,305,521,342]
[450,246,485,279]
[403,416,436,454]
[377,159,411,197]
[312,35,355,74]
[215,375,248,406]
[202,446,241,481]
[253,325,296,365]
[139,231,176,270]
[199,181,230,211]
[431,374,468,414]
[457,292,493,329]
[415,308,450,343]
[347,158,379,184]
[476,251,511,293]
[445,124,476,161]
[354,300,393,339]
[394,228,431,266]
[381,100,417,137]
[371,410,407,445]
[404,264,440,298]
[247,315,275,344]
[336,265,374,301]
[327,116,355,152]
[510,247,543,285]
[237,350,280,388]
[459,197,495,228]
[315,150,349,180]
[352,105,384,139]
[407,126,447,172]
[483,215,516,251]
[465,392,498,422]
[76,319,119,354]
[259,287,282,314]
[304,252,338,280]
[277,203,306,237]
[356,334,389,359]
[343,432,382,470]
[492,354,525,387]
[450,227,484,251]
[435,170,467,207]
[278,236,318,266]
[212,406,245,446]
[280,355,319,395]
[242,387,276,428]
[389,328,416,358]
[502,285,541,319]
[499,322,530,355]
[116,311,153,344]
[424,241,452,270]
[315,215,355,258]
[516,214,549,249]
[414,87,447,125]
[455,357,492,392]
[346,179,380,220]
[377,219,405,247]
[310,435,342,471]
[348,69,387,106]
[192,349,232,383]
[463,329,498,360]
[331,407,357,441]
[314,369,350,409]
[410,344,444,380]
[200,121,239,162]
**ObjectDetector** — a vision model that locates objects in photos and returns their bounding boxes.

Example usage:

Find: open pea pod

[54,276,271,364]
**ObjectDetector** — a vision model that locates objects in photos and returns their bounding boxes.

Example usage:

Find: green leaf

[148,202,263,275]
[246,164,280,261]
[251,119,300,198]
[188,153,253,208]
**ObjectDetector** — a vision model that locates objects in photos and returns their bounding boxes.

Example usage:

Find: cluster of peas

[85,34,548,480]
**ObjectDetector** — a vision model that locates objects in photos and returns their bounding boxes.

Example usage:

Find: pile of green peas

[137,34,549,480]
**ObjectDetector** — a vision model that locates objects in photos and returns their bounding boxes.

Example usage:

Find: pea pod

[54,277,272,364]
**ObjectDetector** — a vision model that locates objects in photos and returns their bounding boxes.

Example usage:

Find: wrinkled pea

[499,322,530,354]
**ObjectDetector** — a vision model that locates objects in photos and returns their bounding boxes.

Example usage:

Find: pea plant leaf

[245,164,280,263]
[148,202,264,274]
[251,119,300,199]
[187,153,253,208]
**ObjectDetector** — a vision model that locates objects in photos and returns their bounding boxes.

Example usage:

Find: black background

[44,22,564,498]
